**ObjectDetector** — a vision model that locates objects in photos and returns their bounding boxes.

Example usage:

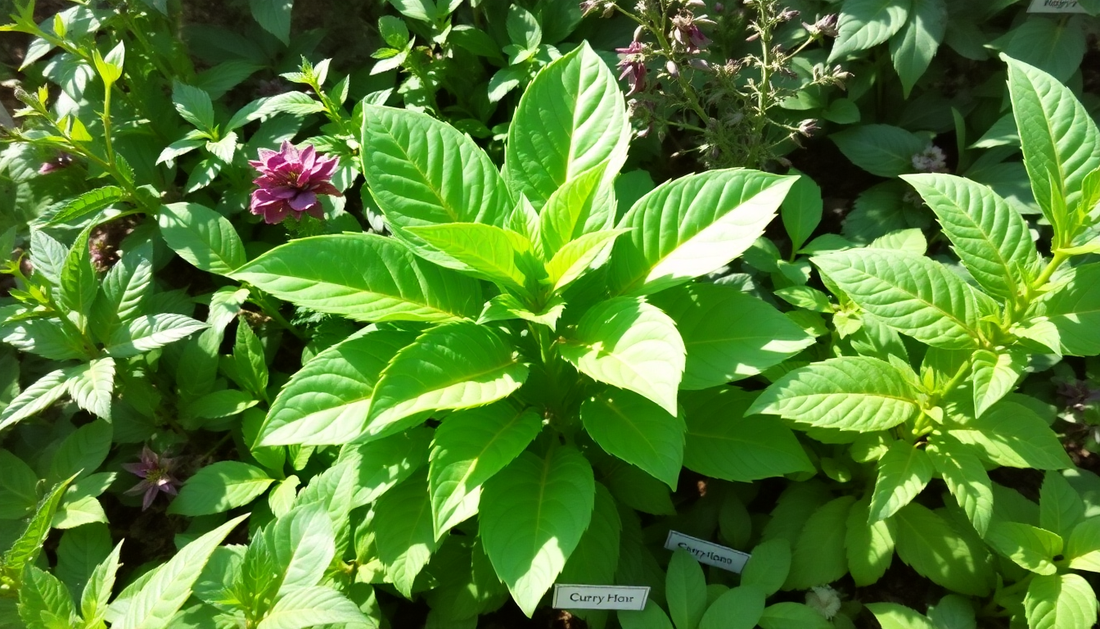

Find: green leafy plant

[749,55,1100,628]
[228,42,812,620]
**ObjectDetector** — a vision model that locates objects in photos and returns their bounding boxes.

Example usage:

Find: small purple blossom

[38,152,73,175]
[249,141,341,225]
[616,40,648,96]
[804,14,839,38]
[911,144,948,173]
[123,447,180,511]
[670,12,710,52]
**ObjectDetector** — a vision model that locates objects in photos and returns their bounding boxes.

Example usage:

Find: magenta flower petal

[248,142,341,225]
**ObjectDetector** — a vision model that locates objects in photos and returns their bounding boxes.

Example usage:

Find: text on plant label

[664,530,751,572]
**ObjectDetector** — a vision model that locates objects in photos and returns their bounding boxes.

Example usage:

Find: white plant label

[664,530,751,573]
[552,584,651,611]
[1027,0,1089,13]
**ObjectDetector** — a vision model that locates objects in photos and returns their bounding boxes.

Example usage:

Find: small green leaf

[167,461,273,516]
[560,297,685,416]
[650,283,814,390]
[947,401,1072,470]
[869,441,934,522]
[1024,573,1098,629]
[612,170,797,295]
[814,249,985,349]
[0,369,69,433]
[50,418,112,481]
[366,321,528,440]
[2,475,76,587]
[249,0,293,44]
[80,540,123,627]
[18,566,76,629]
[429,403,542,538]
[171,81,215,131]
[749,356,922,432]
[60,227,98,317]
[1066,517,1100,572]
[780,172,823,254]
[581,388,684,490]
[758,602,833,629]
[970,348,1027,417]
[65,358,115,420]
[866,602,936,629]
[667,548,707,629]
[106,313,207,358]
[829,0,912,61]
[480,446,594,617]
[1034,263,1100,356]
[741,539,791,597]
[846,496,896,586]
[1040,470,1086,541]
[256,586,369,629]
[113,515,247,629]
[158,202,246,275]
[407,223,532,291]
[985,521,1062,575]
[894,503,993,596]
[888,0,946,98]
[374,472,437,598]
[787,496,855,590]
[48,186,125,225]
[232,234,482,323]
[831,124,924,177]
[699,585,765,629]
[927,436,993,536]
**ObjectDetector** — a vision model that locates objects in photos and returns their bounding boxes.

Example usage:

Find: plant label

[664,530,751,572]
[1026,0,1089,12]
[552,585,651,610]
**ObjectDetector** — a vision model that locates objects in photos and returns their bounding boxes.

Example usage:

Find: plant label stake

[664,530,751,572]
[552,585,651,611]
[1026,0,1088,12]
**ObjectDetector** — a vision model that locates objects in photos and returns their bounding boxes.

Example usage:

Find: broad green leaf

[407,223,532,291]
[107,313,207,358]
[81,540,123,627]
[374,472,437,598]
[748,356,922,432]
[249,0,292,44]
[829,0,912,61]
[360,105,511,263]
[927,437,993,536]
[814,249,984,349]
[603,458,675,516]
[0,369,68,433]
[340,427,432,507]
[781,172,822,254]
[1024,573,1098,629]
[869,441,934,522]
[927,595,977,629]
[846,497,896,586]
[889,0,946,98]
[1000,16,1086,83]
[257,586,369,629]
[53,473,111,529]
[429,403,542,538]
[970,348,1027,418]
[18,566,76,629]
[94,240,153,340]
[480,446,594,617]
[1034,263,1100,356]
[560,483,621,586]
[866,603,936,629]
[758,602,833,629]
[1040,470,1086,540]
[2,475,76,587]
[560,297,684,415]
[504,43,629,209]
[901,174,1040,299]
[261,329,414,445]
[537,166,608,258]
[1066,517,1100,572]
[1005,55,1100,231]
[65,358,115,420]
[171,81,214,131]
[667,548,707,629]
[253,504,335,599]
[581,388,684,490]
[48,186,125,225]
[158,202,246,275]
[650,283,814,390]
[0,449,37,518]
[60,227,98,317]
[545,229,628,292]
[0,315,87,361]
[366,321,528,439]
[787,496,855,590]
[830,124,924,177]
[947,401,1072,470]
[682,387,813,482]
[612,170,797,295]
[232,234,482,323]
[985,521,1061,575]
[478,293,565,329]
[741,539,791,597]
[895,504,993,596]
[167,461,273,516]
[112,516,245,629]
[619,603,674,629]
[50,418,112,481]
[699,585,765,629]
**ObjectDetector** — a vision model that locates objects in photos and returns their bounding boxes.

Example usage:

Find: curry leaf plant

[750,55,1100,628]
[230,43,811,619]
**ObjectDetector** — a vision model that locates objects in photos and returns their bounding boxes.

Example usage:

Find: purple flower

[38,152,73,175]
[249,141,341,225]
[670,13,710,53]
[123,446,180,511]
[616,40,648,96]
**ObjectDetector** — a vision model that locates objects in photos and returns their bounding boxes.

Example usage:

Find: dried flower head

[616,40,648,96]
[911,143,948,173]
[804,13,839,38]
[670,12,711,52]
[249,141,341,225]
[123,446,180,511]
[806,586,842,619]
